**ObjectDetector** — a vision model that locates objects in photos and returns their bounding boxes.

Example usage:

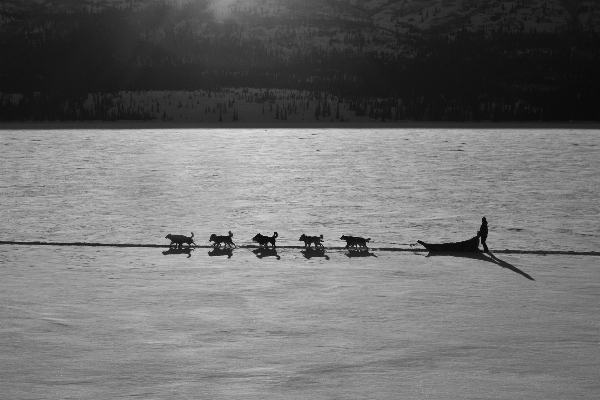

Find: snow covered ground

[1,127,599,399]
[2,245,598,399]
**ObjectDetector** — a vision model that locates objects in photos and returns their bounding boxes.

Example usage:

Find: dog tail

[274,232,278,238]
[191,232,194,238]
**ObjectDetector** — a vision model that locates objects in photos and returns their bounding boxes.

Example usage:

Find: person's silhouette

[478,217,489,253]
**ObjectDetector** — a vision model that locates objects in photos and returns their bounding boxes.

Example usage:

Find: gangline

[0,241,598,256]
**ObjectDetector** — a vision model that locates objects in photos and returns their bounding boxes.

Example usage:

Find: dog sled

[417,236,480,252]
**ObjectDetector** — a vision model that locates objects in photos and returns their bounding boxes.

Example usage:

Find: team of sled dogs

[165,231,371,250]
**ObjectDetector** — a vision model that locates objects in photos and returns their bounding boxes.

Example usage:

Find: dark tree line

[1,2,599,121]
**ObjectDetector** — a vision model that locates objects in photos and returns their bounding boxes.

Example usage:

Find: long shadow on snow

[162,248,194,258]
[301,248,330,260]
[425,251,534,281]
[208,248,234,258]
[345,249,377,258]
[253,248,281,260]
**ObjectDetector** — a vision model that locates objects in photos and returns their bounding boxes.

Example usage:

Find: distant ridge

[3,0,599,33]
[1,0,599,122]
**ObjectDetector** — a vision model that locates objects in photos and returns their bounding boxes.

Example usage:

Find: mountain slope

[1,0,599,121]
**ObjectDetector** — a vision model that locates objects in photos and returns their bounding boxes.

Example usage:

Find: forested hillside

[1,0,599,122]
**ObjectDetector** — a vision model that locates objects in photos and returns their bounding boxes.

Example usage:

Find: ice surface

[1,128,598,252]
[1,246,598,399]
[1,127,599,398]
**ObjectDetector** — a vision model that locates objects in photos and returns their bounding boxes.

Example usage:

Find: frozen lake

[1,128,598,251]
[1,128,599,398]
[2,246,598,399]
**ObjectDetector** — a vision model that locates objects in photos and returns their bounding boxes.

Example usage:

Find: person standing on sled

[478,217,489,253]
